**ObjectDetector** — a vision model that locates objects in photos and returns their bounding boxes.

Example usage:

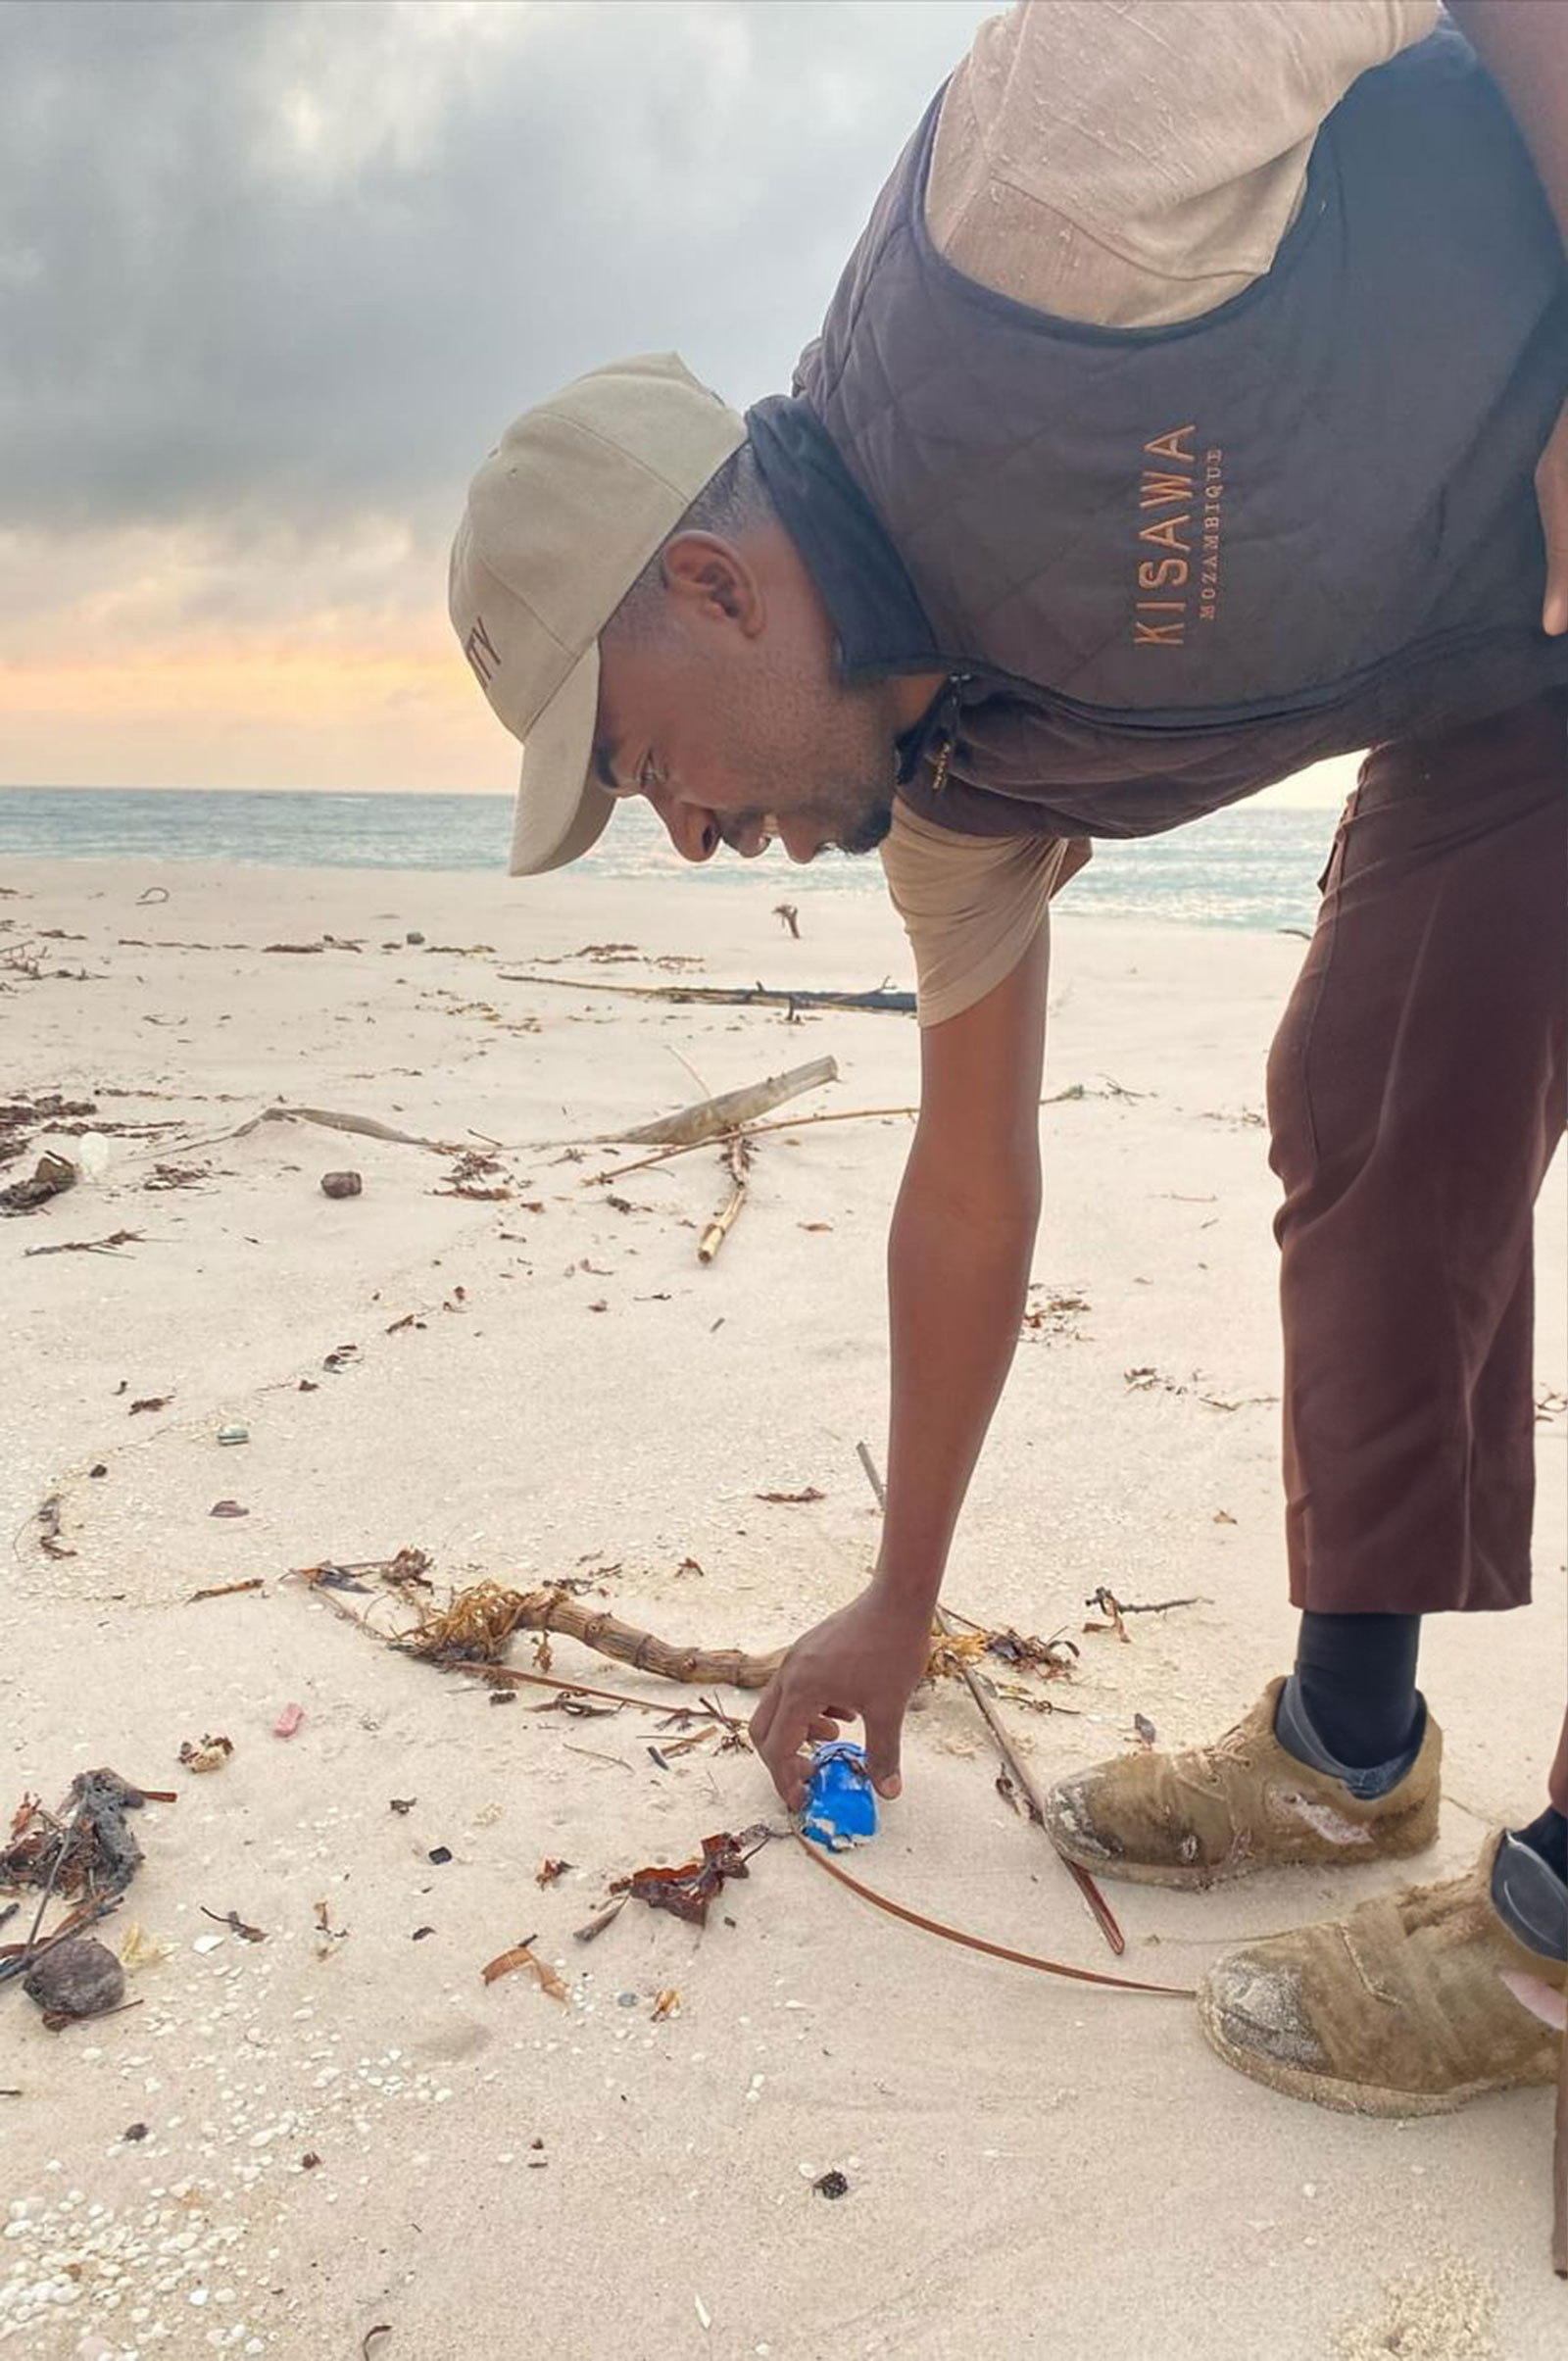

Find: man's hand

[1538,398,1568,636]
[749,1584,934,1810]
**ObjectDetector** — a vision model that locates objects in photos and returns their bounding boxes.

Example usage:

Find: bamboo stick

[698,1138,750,1264]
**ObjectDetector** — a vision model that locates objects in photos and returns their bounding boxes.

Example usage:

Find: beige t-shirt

[881,0,1441,1028]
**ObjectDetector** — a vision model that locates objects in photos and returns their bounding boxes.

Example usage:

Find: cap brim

[509,645,615,877]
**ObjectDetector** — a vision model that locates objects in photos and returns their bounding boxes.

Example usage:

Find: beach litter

[217,1420,250,1445]
[480,1941,566,2000]
[34,1493,74,1558]
[119,1923,172,1971]
[272,1702,305,1738]
[610,1827,772,1928]
[0,1148,78,1213]
[200,1905,267,1943]
[177,1734,234,1773]
[801,1742,878,1851]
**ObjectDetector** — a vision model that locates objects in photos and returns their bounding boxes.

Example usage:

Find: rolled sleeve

[880,800,1091,1028]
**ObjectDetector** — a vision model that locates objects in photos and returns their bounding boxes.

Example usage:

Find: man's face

[592,529,933,865]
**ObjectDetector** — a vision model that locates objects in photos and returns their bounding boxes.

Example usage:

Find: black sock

[1512,1804,1568,1883]
[1293,1609,1422,1768]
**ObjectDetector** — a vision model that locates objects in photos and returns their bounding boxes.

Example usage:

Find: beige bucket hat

[449,353,747,875]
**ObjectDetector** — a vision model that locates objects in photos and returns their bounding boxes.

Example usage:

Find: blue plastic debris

[801,1740,878,1851]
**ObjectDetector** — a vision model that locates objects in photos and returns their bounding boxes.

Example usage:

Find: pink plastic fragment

[273,1702,305,1739]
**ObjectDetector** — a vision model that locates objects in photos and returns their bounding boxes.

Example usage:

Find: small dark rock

[488,1691,516,1708]
[301,2151,322,2170]
[89,1464,108,1479]
[389,1797,416,1815]
[320,1171,363,1200]
[122,2122,149,2142]
[406,930,425,946]
[427,1845,452,1865]
[24,1937,125,2019]
[812,2170,850,2200]
[411,1926,435,1942]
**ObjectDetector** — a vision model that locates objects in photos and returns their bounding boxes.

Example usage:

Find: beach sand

[1,854,1563,2361]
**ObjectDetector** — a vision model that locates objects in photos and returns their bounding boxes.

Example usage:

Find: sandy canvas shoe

[1041,1676,1441,1890]
[1197,1832,1567,2115]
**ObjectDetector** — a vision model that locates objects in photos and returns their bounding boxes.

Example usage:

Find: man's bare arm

[749,917,1051,1807]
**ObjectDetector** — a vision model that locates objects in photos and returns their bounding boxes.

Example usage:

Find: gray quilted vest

[791,27,1568,835]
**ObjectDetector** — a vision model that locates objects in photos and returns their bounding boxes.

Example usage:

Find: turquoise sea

[0,785,1340,934]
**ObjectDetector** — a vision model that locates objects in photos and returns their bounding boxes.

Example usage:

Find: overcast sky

[1,0,1343,803]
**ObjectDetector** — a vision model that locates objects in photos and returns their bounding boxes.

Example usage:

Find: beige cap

[449,353,747,876]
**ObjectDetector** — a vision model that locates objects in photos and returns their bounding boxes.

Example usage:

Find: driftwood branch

[386,1581,787,1691]
[596,1057,836,1149]
[855,1443,1124,1959]
[299,1575,758,1719]
[185,1105,462,1156]
[501,973,914,1014]
[503,1590,783,1689]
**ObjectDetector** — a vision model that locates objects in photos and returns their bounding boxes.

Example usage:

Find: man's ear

[661,533,766,636]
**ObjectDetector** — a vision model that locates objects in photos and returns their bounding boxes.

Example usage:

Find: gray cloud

[1,0,992,549]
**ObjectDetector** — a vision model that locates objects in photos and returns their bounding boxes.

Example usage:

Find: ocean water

[0,784,1340,934]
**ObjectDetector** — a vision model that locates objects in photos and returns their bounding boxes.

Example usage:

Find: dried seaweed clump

[400,1580,533,1664]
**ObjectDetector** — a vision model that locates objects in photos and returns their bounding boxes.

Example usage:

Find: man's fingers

[748,1682,779,1752]
[753,1679,815,1807]
[862,1706,904,1801]
[1535,423,1568,633]
[1542,523,1568,635]
[1544,553,1568,637]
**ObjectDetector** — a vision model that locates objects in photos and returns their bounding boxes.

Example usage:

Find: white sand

[1,855,1563,2361]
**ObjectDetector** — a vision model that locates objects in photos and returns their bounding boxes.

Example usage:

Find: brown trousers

[1266,695,1567,1812]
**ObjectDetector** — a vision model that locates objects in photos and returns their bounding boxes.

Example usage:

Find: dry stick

[0,1896,120,1990]
[1554,2037,1567,2277]
[855,1443,1125,1960]
[189,1578,265,1603]
[698,1137,750,1265]
[1094,1591,1207,1616]
[593,1080,1103,1187]
[500,972,915,1015]
[796,1838,1190,1996]
[595,1106,913,1184]
[18,1796,86,1966]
